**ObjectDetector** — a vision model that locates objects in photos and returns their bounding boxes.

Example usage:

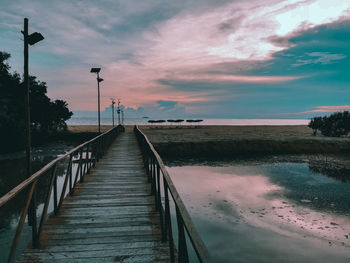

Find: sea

[67,117,309,126]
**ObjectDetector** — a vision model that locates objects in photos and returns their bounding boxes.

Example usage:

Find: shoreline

[3,125,350,158]
[66,124,350,158]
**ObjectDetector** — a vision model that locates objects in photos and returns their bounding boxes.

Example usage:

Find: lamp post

[111,98,115,127]
[121,109,124,125]
[21,17,44,248]
[117,98,121,125]
[90,68,103,133]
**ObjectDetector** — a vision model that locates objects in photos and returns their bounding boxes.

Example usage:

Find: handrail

[0,126,123,263]
[134,125,212,263]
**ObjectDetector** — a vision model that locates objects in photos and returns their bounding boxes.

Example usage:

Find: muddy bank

[140,126,350,159]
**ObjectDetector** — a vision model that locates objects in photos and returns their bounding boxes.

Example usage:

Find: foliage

[308,111,350,137]
[0,51,73,153]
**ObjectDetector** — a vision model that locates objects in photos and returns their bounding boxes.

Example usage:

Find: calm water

[67,117,309,126]
[0,143,75,262]
[167,161,350,263]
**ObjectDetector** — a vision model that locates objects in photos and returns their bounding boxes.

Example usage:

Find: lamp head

[90,67,101,73]
[27,32,44,45]
[97,77,104,82]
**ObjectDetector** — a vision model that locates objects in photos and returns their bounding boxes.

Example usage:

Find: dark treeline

[0,51,73,153]
[308,111,350,137]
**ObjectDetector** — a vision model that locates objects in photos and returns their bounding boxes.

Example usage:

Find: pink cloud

[17,0,350,112]
[166,74,302,83]
[301,105,350,114]
[256,106,350,117]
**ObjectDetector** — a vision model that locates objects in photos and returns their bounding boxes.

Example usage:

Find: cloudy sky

[1,0,350,118]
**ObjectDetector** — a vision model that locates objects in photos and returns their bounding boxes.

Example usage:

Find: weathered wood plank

[45,215,159,226]
[18,254,170,263]
[40,234,162,246]
[39,229,162,241]
[20,247,169,259]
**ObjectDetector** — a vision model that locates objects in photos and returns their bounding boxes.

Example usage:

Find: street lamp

[21,17,44,248]
[111,98,115,127]
[117,98,121,125]
[90,67,103,133]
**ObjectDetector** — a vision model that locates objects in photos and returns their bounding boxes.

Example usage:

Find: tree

[308,111,350,137]
[0,51,73,153]
[50,99,73,131]
[308,116,323,136]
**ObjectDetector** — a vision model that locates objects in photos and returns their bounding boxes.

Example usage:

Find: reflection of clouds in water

[168,164,350,262]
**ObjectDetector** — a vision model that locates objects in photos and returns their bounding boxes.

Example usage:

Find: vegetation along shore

[140,125,350,159]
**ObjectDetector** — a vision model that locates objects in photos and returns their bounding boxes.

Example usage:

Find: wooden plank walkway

[17,131,170,263]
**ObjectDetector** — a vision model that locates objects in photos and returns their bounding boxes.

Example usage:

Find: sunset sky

[1,0,350,118]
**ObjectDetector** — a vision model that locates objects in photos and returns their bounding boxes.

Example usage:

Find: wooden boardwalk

[17,131,170,263]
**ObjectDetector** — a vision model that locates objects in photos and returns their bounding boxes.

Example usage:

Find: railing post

[145,147,149,177]
[176,206,189,263]
[149,155,152,183]
[53,173,58,215]
[79,149,84,183]
[164,181,175,262]
[58,154,73,210]
[93,142,97,167]
[38,164,57,240]
[96,138,100,162]
[66,154,72,196]
[85,144,90,174]
[7,181,37,263]
[157,165,165,242]
[151,157,156,196]
[29,187,38,248]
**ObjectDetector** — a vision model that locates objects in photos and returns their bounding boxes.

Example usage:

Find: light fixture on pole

[90,67,103,133]
[20,17,44,250]
[111,98,115,127]
[117,98,121,125]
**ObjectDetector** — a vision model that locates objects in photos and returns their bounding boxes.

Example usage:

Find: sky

[1,0,350,119]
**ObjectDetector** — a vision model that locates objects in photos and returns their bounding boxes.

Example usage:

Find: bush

[308,111,350,137]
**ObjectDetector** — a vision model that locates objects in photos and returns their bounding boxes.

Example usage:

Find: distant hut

[174,119,184,125]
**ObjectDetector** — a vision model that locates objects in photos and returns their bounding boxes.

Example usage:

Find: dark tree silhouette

[0,51,73,153]
[308,111,350,137]
[308,116,323,136]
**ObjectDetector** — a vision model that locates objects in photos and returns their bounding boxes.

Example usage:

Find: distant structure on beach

[186,119,203,123]
[148,119,166,123]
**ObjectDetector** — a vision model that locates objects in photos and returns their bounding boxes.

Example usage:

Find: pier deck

[17,131,170,262]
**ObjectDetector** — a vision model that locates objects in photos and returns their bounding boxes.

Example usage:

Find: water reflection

[0,142,73,263]
[167,161,350,263]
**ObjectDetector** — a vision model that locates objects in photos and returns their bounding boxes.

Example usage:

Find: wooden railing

[0,126,122,263]
[134,126,212,263]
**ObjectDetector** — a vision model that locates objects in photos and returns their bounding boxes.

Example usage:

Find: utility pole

[111,98,115,127]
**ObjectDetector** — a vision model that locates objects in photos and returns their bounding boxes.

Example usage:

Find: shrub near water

[309,111,350,137]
